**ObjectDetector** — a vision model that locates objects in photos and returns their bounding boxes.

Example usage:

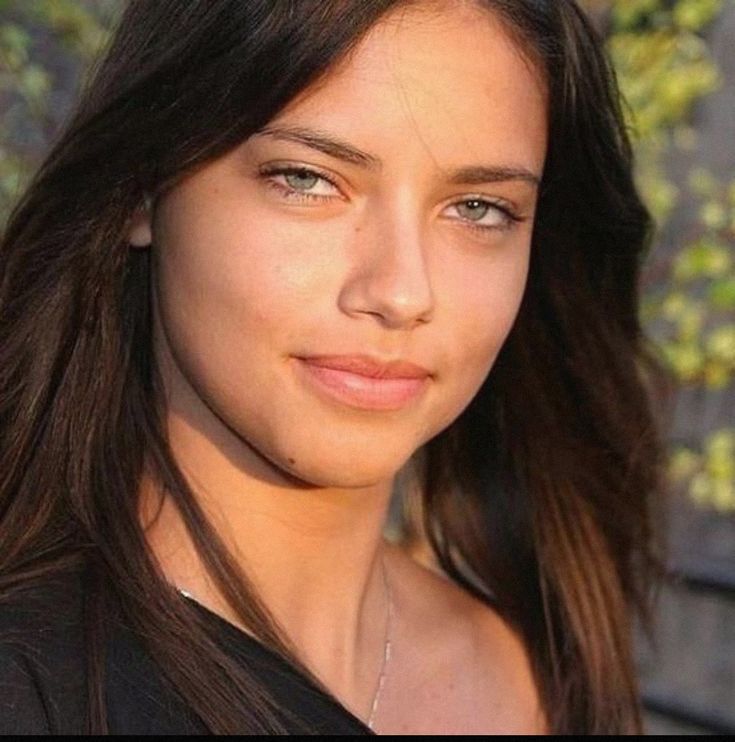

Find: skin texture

[129,1,548,732]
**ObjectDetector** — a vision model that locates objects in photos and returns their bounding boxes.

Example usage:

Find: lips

[297,354,431,380]
[294,354,431,410]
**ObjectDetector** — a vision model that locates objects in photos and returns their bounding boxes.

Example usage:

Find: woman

[0,0,667,734]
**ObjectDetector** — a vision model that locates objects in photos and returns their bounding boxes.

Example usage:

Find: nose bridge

[340,189,435,328]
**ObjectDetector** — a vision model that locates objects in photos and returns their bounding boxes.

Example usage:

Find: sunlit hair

[0,0,669,733]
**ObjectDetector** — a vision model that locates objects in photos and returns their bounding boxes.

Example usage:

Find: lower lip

[295,359,429,411]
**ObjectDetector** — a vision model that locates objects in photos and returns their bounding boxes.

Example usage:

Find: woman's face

[131,3,547,489]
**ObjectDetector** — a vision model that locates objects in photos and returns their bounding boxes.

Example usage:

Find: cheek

[154,189,343,349]
[430,246,530,427]
[463,250,529,363]
[151,190,358,451]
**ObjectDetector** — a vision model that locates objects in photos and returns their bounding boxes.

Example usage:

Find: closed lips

[298,355,431,379]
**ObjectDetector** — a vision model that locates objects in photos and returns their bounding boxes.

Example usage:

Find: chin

[274,448,409,491]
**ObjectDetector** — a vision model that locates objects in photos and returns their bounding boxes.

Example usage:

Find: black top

[0,568,371,735]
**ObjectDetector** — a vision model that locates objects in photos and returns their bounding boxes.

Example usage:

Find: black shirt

[0,569,371,735]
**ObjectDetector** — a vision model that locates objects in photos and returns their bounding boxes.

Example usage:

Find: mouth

[294,355,431,411]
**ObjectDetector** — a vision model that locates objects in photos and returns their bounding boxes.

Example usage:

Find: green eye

[259,165,340,202]
[284,169,320,191]
[456,200,491,221]
[445,197,519,232]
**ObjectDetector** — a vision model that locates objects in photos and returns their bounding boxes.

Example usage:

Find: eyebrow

[258,125,380,170]
[256,125,540,187]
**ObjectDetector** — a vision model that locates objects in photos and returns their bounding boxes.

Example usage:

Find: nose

[338,198,435,330]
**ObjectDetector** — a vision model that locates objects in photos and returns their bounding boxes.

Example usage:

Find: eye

[258,165,341,202]
[443,198,522,233]
[286,170,318,189]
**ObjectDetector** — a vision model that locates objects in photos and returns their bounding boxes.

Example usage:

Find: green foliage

[0,0,116,221]
[610,30,719,139]
[27,0,113,57]
[644,174,735,390]
[670,429,735,512]
[608,0,724,236]
[613,0,723,34]
[609,0,734,510]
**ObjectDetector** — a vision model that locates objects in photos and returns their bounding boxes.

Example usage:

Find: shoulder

[382,541,548,734]
[468,598,549,733]
[0,569,87,735]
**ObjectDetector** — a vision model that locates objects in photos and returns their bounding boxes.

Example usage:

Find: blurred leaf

[700,200,728,230]
[0,23,31,69]
[688,167,719,197]
[683,429,735,511]
[673,0,724,31]
[709,278,735,309]
[669,446,701,481]
[17,62,50,102]
[705,325,735,363]
[673,238,732,281]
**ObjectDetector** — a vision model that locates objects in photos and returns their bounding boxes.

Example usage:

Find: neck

[139,371,396,710]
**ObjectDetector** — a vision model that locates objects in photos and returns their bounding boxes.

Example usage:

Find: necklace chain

[367,552,393,732]
[176,553,394,733]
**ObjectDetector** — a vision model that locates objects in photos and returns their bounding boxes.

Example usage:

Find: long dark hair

[0,0,669,734]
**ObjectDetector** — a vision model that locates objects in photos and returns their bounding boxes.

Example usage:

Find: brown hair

[0,0,669,733]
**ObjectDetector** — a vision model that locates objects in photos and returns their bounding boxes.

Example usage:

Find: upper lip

[299,354,431,379]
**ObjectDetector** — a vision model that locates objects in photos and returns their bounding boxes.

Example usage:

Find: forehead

[270,2,548,175]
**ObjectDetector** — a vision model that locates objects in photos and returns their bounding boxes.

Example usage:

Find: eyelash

[257,165,525,234]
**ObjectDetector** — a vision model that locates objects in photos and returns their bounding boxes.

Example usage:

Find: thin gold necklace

[177,554,395,732]
[367,553,393,732]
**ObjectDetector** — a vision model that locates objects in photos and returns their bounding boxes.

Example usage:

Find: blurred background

[0,0,733,734]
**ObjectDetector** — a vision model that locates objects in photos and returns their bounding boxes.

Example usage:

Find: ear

[128,195,153,248]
